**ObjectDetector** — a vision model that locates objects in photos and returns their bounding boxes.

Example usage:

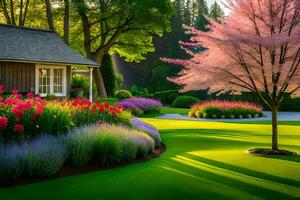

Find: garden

[1,0,300,200]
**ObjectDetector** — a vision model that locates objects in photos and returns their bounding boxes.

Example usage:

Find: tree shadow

[159,154,300,200]
[186,153,300,187]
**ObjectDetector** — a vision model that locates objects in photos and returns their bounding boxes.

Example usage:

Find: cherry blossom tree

[162,0,300,152]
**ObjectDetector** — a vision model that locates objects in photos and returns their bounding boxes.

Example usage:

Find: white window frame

[35,64,67,97]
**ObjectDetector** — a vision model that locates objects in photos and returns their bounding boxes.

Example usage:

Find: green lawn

[1,119,300,200]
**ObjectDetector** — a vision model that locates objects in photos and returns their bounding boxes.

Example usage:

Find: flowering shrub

[0,135,67,183]
[131,118,161,148]
[189,100,263,119]
[0,86,131,142]
[0,123,155,183]
[117,97,162,116]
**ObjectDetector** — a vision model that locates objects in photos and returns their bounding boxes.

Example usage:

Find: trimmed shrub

[189,100,263,119]
[114,90,132,100]
[117,98,162,116]
[172,96,199,108]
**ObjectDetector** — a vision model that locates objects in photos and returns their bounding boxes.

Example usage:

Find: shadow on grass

[159,154,300,200]
[186,153,300,187]
[224,121,300,126]
[265,154,300,164]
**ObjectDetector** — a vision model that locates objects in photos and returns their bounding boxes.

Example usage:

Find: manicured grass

[97,98,118,105]
[1,119,300,199]
[161,107,189,114]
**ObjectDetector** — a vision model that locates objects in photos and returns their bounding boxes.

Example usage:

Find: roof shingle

[0,24,99,67]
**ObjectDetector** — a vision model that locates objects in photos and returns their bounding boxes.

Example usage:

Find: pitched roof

[0,24,99,67]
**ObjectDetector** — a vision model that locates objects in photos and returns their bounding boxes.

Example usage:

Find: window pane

[53,69,63,94]
[38,68,50,94]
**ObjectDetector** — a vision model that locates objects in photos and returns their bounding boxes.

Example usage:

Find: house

[0,24,99,101]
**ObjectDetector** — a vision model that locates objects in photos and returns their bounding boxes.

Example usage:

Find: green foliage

[64,124,154,168]
[131,108,144,117]
[172,96,199,108]
[71,74,89,98]
[101,54,116,97]
[209,2,224,22]
[114,90,132,100]
[130,85,149,98]
[279,97,300,112]
[38,103,74,135]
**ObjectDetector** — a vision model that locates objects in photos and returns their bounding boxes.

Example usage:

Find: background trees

[162,0,300,152]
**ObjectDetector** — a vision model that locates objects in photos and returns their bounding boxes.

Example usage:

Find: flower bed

[116,97,162,116]
[189,100,263,119]
[0,123,156,184]
[131,118,161,148]
[0,87,130,142]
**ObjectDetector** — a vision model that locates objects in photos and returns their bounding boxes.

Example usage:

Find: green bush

[114,90,132,100]
[131,108,144,117]
[279,97,300,112]
[172,96,199,108]
[130,85,149,98]
[71,74,89,98]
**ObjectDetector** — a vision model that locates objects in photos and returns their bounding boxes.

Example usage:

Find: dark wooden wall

[0,62,35,93]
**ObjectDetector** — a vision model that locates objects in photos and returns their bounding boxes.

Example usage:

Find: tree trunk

[63,0,69,44]
[271,105,279,151]
[45,0,54,30]
[90,53,107,98]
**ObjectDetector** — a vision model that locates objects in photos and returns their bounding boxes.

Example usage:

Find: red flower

[104,103,110,109]
[26,92,34,99]
[0,85,3,94]
[12,89,18,95]
[68,114,73,120]
[0,116,8,129]
[4,98,14,105]
[13,124,24,133]
[35,107,44,115]
[12,107,24,118]
[31,114,38,121]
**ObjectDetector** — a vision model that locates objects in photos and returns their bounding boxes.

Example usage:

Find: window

[36,65,66,96]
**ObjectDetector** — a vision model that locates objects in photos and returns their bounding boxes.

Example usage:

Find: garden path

[156,111,300,122]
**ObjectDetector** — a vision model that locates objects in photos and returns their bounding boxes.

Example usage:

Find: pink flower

[0,116,8,129]
[26,92,34,99]
[0,85,3,94]
[13,124,24,133]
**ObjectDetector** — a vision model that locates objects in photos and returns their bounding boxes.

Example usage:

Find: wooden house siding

[0,62,35,93]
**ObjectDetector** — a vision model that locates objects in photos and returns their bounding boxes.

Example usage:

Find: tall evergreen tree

[195,0,209,31]
[209,1,224,22]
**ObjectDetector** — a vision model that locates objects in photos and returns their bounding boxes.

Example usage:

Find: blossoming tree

[162,0,300,153]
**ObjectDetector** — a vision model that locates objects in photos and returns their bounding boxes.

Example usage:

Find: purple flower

[131,118,161,147]
[117,98,162,112]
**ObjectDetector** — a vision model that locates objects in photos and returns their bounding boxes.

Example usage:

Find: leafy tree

[72,0,173,97]
[162,0,300,153]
